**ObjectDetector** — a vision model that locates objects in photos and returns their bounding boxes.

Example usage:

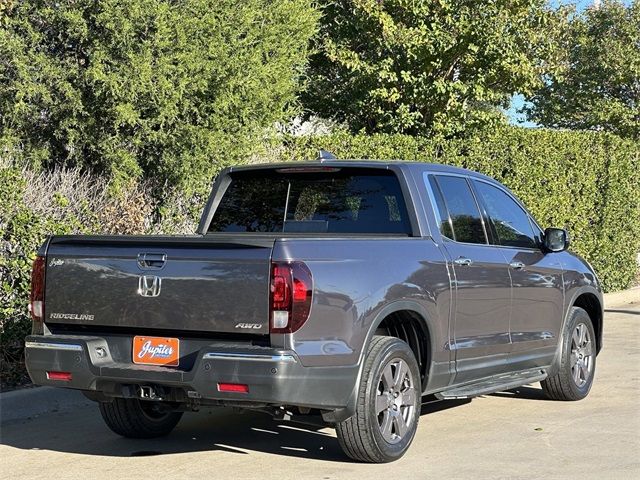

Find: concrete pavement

[0,385,92,423]
[603,286,639,308]
[1,305,638,480]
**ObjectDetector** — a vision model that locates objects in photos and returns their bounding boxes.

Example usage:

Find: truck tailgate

[44,235,274,335]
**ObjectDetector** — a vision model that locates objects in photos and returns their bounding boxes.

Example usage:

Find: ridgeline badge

[49,312,94,321]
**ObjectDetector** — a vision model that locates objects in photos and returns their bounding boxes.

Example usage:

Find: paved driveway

[1,305,639,480]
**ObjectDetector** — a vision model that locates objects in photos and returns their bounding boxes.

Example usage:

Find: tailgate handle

[137,253,167,269]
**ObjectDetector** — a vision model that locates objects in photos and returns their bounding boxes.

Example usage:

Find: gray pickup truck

[25,159,603,463]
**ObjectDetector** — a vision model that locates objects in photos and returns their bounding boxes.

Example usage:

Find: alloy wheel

[375,358,417,444]
[570,322,594,388]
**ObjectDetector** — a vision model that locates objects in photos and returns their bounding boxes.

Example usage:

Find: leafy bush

[0,161,198,388]
[0,0,318,189]
[275,126,640,292]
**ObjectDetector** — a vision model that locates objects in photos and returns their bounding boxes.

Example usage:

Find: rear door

[471,180,564,370]
[427,175,512,383]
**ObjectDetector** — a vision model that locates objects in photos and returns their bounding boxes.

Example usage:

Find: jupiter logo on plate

[132,336,179,366]
[137,341,173,359]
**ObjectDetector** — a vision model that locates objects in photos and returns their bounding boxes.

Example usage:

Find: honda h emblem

[138,275,161,297]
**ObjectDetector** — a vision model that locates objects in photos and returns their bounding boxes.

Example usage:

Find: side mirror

[543,227,570,252]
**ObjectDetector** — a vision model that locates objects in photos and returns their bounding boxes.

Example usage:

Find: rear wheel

[99,398,183,438]
[336,336,421,463]
[541,307,596,401]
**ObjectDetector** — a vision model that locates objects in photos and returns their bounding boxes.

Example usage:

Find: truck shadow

[0,397,474,462]
[604,309,640,316]
[488,385,550,401]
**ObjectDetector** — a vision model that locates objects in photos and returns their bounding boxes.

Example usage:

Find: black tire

[99,398,183,438]
[541,307,596,401]
[336,336,421,463]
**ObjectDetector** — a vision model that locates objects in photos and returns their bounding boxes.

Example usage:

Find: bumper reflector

[47,371,72,381]
[217,382,249,393]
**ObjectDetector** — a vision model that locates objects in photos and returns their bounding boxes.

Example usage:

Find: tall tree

[302,0,565,137]
[0,0,318,187]
[525,1,639,139]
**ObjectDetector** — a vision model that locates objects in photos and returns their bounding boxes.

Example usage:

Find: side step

[435,368,548,400]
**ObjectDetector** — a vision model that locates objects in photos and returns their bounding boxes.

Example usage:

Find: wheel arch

[323,301,434,424]
[362,301,435,389]
[572,292,603,354]
[547,287,604,378]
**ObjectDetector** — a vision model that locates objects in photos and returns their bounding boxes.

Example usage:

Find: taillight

[46,371,72,382]
[269,261,312,334]
[217,383,249,393]
[29,256,45,329]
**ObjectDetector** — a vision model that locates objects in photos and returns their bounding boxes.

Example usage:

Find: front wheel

[336,336,421,463]
[541,307,596,401]
[99,398,183,438]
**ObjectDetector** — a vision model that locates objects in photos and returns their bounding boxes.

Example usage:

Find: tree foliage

[525,0,639,139]
[302,0,565,136]
[0,0,318,187]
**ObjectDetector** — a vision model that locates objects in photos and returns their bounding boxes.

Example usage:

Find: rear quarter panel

[271,237,452,379]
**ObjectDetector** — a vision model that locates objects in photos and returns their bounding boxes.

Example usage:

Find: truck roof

[228,159,499,184]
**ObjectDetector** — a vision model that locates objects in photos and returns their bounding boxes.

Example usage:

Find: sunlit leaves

[304,0,566,136]
[526,0,639,139]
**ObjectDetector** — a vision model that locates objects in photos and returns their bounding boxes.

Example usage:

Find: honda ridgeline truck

[25,159,603,462]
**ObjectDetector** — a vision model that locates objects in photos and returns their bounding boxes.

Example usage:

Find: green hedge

[1,126,638,387]
[274,126,640,292]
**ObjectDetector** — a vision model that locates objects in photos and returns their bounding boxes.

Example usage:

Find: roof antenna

[316,149,337,162]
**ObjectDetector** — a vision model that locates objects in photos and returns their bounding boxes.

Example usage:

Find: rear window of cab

[208,168,412,234]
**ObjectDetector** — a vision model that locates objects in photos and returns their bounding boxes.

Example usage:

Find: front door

[472,180,565,371]
[427,175,512,383]
[500,249,564,369]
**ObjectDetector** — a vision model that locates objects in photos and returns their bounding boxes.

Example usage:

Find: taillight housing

[29,255,45,333]
[270,261,312,334]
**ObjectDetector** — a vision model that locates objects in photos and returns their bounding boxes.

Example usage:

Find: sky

[506,0,633,127]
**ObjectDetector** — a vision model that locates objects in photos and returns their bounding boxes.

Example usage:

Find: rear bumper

[25,335,358,412]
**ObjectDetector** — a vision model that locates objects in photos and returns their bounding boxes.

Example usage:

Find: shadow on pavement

[420,397,472,414]
[0,397,472,462]
[489,385,550,401]
[1,406,342,461]
[604,309,640,316]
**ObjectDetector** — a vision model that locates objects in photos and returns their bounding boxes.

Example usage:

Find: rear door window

[473,180,538,249]
[432,175,487,244]
[208,168,412,234]
[427,175,455,239]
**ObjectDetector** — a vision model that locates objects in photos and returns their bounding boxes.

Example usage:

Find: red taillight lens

[269,261,312,334]
[30,256,45,325]
[271,266,290,308]
[217,383,249,393]
[47,371,72,381]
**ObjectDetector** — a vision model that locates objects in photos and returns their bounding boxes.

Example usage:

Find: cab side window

[427,175,454,239]
[473,180,537,249]
[433,175,487,244]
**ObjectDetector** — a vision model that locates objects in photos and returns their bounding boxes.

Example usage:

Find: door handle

[137,253,167,269]
[510,261,525,270]
[454,257,473,266]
